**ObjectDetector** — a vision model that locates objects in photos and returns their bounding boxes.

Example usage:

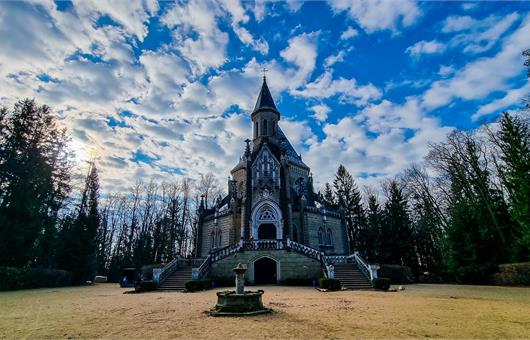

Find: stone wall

[200,213,240,257]
[305,212,347,255]
[209,250,322,284]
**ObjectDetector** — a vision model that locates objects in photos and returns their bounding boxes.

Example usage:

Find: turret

[251,76,280,144]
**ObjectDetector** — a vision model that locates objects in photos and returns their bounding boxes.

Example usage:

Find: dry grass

[0,283,529,339]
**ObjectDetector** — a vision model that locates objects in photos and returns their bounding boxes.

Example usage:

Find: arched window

[272,122,276,135]
[262,119,268,135]
[318,228,324,245]
[254,121,258,138]
[327,228,333,246]
[217,230,222,248]
[210,231,215,250]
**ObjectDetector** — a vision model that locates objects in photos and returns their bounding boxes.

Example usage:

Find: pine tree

[0,99,71,267]
[380,180,416,269]
[364,193,382,262]
[491,112,530,260]
[333,165,366,252]
[323,182,336,206]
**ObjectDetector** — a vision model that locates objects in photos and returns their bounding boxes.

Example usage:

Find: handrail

[286,239,322,261]
[157,256,181,285]
[192,254,211,280]
[210,242,242,262]
[243,239,284,251]
[353,251,373,281]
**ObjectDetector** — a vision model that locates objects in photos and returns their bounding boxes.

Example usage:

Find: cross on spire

[261,67,268,80]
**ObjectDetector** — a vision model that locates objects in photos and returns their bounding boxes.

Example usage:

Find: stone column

[234,263,247,294]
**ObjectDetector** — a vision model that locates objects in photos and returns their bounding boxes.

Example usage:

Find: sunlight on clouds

[0,0,528,194]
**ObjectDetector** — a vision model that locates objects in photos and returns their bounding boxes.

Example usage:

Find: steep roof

[276,126,308,169]
[253,77,278,113]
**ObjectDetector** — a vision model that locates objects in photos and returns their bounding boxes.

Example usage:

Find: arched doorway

[258,223,276,239]
[251,201,283,240]
[254,257,277,284]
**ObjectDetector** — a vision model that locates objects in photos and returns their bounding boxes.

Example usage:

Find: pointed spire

[253,76,278,113]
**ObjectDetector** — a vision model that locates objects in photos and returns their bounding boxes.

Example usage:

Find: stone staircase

[333,263,373,290]
[157,266,192,291]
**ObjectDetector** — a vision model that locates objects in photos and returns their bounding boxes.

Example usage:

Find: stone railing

[243,239,285,251]
[155,256,182,284]
[192,255,211,280]
[189,257,206,267]
[324,255,353,265]
[286,239,322,261]
[210,242,243,262]
[353,252,378,281]
[192,242,243,280]
[323,252,378,282]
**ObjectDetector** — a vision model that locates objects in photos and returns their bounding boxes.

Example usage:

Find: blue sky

[1,0,529,193]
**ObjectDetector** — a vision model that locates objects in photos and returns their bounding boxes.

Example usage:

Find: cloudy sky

[1,0,530,193]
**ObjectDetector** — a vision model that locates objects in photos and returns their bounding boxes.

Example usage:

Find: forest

[0,51,528,286]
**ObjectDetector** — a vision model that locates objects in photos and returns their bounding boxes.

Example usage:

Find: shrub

[280,278,314,286]
[0,267,74,291]
[373,277,391,291]
[377,264,414,284]
[492,262,530,286]
[318,278,341,291]
[185,279,212,292]
[134,280,157,293]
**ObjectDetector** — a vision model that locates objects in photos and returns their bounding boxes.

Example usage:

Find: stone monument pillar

[234,263,247,294]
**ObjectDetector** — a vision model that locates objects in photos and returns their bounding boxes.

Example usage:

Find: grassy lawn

[0,283,529,339]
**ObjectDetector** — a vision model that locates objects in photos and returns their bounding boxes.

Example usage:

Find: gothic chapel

[157,77,376,289]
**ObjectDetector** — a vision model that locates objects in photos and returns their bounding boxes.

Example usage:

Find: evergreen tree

[333,165,366,252]
[57,162,100,282]
[380,180,416,269]
[363,193,382,262]
[0,99,71,267]
[491,113,530,260]
[323,182,336,205]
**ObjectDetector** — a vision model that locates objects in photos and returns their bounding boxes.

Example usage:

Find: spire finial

[261,67,268,81]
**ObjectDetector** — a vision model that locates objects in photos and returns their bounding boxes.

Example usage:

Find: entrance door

[258,223,276,239]
[254,257,277,284]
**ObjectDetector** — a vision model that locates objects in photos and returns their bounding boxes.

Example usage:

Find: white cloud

[442,15,475,33]
[285,0,304,13]
[422,14,530,111]
[280,32,320,85]
[162,0,229,75]
[293,71,381,106]
[251,0,266,22]
[329,0,421,33]
[340,26,359,40]
[438,65,455,78]
[462,3,479,11]
[406,40,446,58]
[310,104,331,123]
[72,0,159,41]
[221,0,269,54]
[443,13,520,54]
[324,50,346,68]
[473,82,530,121]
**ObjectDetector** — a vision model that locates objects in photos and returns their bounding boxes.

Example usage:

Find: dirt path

[1,284,529,339]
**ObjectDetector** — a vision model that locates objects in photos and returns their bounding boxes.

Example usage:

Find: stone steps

[157,266,192,291]
[333,264,373,290]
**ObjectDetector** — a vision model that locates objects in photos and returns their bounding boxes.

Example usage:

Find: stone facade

[209,250,322,284]
[196,78,350,282]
